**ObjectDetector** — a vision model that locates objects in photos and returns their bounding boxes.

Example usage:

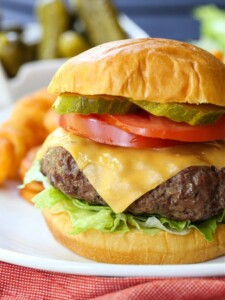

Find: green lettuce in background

[24,160,225,242]
[192,5,225,54]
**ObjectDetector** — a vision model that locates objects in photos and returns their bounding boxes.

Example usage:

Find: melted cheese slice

[38,128,225,213]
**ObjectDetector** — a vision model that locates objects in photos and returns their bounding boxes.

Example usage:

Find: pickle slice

[130,100,225,125]
[54,94,138,115]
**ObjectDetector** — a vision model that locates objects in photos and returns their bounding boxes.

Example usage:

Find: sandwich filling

[36,128,225,214]
[24,127,225,241]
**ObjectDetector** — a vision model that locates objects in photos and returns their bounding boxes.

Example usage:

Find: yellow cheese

[38,128,225,213]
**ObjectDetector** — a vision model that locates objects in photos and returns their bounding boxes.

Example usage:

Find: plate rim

[1,247,225,277]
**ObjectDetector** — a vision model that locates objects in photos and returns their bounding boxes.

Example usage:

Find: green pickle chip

[54,94,225,125]
[130,100,225,125]
[53,94,138,115]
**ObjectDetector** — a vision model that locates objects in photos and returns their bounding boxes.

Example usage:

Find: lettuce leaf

[22,159,51,189]
[193,5,225,53]
[26,160,225,241]
[33,187,188,236]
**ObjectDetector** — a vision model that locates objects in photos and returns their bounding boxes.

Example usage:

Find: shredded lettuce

[22,159,51,189]
[25,160,225,241]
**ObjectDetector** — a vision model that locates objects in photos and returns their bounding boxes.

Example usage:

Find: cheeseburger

[26,38,225,264]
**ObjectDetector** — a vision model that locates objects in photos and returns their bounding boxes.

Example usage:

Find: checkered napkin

[1,261,225,299]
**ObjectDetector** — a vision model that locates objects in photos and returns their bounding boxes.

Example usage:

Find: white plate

[0,33,225,277]
[0,181,225,277]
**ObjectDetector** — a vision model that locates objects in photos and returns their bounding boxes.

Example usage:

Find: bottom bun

[43,208,225,264]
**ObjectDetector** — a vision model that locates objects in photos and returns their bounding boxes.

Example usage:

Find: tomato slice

[59,114,180,148]
[102,113,225,142]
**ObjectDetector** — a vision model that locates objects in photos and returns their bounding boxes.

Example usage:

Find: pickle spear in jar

[36,0,70,59]
[73,0,127,46]
[0,32,27,77]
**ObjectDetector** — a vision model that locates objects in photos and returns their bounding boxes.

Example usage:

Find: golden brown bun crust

[43,208,225,264]
[48,38,225,106]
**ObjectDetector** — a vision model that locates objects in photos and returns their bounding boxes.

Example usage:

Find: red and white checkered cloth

[1,261,225,299]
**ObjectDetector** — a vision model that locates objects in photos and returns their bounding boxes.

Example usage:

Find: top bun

[48,38,225,106]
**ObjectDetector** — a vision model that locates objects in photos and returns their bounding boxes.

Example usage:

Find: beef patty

[41,146,225,222]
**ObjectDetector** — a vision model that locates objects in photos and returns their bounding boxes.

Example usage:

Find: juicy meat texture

[41,147,225,222]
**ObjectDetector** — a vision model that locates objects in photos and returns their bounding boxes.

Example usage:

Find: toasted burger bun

[44,38,225,264]
[48,38,225,106]
[43,208,225,264]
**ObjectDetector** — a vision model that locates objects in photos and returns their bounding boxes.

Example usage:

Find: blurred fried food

[0,138,14,184]
[43,108,59,133]
[212,50,224,62]
[19,186,41,204]
[19,146,43,204]
[0,88,57,184]
[20,180,43,204]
